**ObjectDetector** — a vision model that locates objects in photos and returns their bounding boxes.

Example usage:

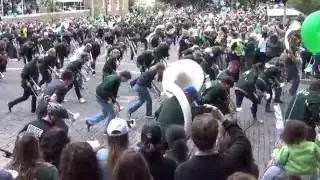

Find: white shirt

[258,38,267,53]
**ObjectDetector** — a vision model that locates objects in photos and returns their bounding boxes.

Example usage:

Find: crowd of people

[0,3,319,180]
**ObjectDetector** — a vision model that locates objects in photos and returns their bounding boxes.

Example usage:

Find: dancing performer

[38,48,57,86]
[128,64,165,119]
[235,63,265,122]
[8,58,39,113]
[86,71,132,132]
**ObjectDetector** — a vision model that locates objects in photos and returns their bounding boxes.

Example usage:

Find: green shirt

[201,80,230,114]
[157,96,184,132]
[273,141,320,174]
[236,69,258,94]
[285,89,320,127]
[96,75,121,101]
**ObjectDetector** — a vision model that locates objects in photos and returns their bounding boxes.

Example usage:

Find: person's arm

[272,146,289,166]
[222,120,252,165]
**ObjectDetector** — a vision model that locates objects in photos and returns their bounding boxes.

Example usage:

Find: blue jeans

[261,165,282,180]
[128,84,152,116]
[87,96,116,127]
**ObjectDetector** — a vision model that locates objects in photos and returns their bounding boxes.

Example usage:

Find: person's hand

[203,104,226,123]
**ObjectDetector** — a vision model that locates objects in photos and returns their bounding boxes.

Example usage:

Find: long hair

[39,127,70,167]
[59,142,100,180]
[107,134,129,173]
[113,150,152,180]
[11,133,41,180]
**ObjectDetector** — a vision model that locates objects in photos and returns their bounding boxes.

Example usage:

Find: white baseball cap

[106,118,130,136]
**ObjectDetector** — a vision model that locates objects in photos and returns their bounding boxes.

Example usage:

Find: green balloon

[301,11,320,54]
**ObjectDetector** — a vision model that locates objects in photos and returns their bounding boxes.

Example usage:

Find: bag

[304,56,314,73]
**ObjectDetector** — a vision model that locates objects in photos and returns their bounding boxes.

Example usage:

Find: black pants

[235,89,259,118]
[67,79,82,99]
[39,71,52,86]
[255,79,272,105]
[91,56,97,70]
[57,55,65,69]
[8,87,37,112]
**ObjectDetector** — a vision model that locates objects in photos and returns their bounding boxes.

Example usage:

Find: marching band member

[217,60,240,83]
[201,74,234,115]
[19,102,69,139]
[285,81,320,141]
[20,40,36,64]
[235,63,265,122]
[102,49,121,78]
[38,48,57,86]
[54,38,70,69]
[86,71,132,133]
[156,85,201,133]
[128,64,165,119]
[255,59,285,112]
[39,32,54,54]
[36,70,74,119]
[8,57,39,113]
[65,52,90,104]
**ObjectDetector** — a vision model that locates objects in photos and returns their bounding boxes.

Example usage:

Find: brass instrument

[161,59,205,135]
[126,37,137,57]
[284,21,301,64]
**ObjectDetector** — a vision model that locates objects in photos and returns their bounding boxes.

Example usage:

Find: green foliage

[288,0,320,14]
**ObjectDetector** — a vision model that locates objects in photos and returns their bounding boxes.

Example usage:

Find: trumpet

[49,66,60,79]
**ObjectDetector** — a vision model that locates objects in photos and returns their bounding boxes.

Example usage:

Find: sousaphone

[161,59,204,135]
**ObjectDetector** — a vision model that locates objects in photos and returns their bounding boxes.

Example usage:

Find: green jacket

[236,69,258,94]
[259,66,282,86]
[201,80,230,114]
[285,89,320,127]
[156,96,184,132]
[96,75,121,101]
[21,60,39,88]
[273,141,320,174]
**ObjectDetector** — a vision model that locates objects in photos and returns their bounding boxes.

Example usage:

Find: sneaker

[145,116,154,119]
[0,73,4,79]
[253,117,264,124]
[127,119,136,128]
[236,107,242,112]
[79,98,87,104]
[63,99,69,102]
[85,120,91,132]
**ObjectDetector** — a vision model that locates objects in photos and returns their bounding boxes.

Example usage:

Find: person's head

[46,102,69,124]
[12,133,41,180]
[228,60,240,73]
[107,118,130,171]
[309,80,320,93]
[119,70,132,82]
[47,48,56,57]
[59,142,100,180]
[192,113,219,151]
[40,127,70,167]
[84,43,92,53]
[165,125,188,163]
[110,49,121,59]
[61,70,74,86]
[192,50,203,62]
[227,172,257,180]
[113,150,152,180]
[253,62,265,74]
[281,120,308,145]
[183,85,202,104]
[140,123,163,160]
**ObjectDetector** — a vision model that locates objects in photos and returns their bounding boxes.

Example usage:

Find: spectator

[164,125,188,164]
[261,120,320,180]
[227,172,257,180]
[175,106,255,180]
[113,150,152,180]
[59,142,100,180]
[96,118,130,180]
[6,132,58,180]
[39,127,70,168]
[138,123,177,180]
